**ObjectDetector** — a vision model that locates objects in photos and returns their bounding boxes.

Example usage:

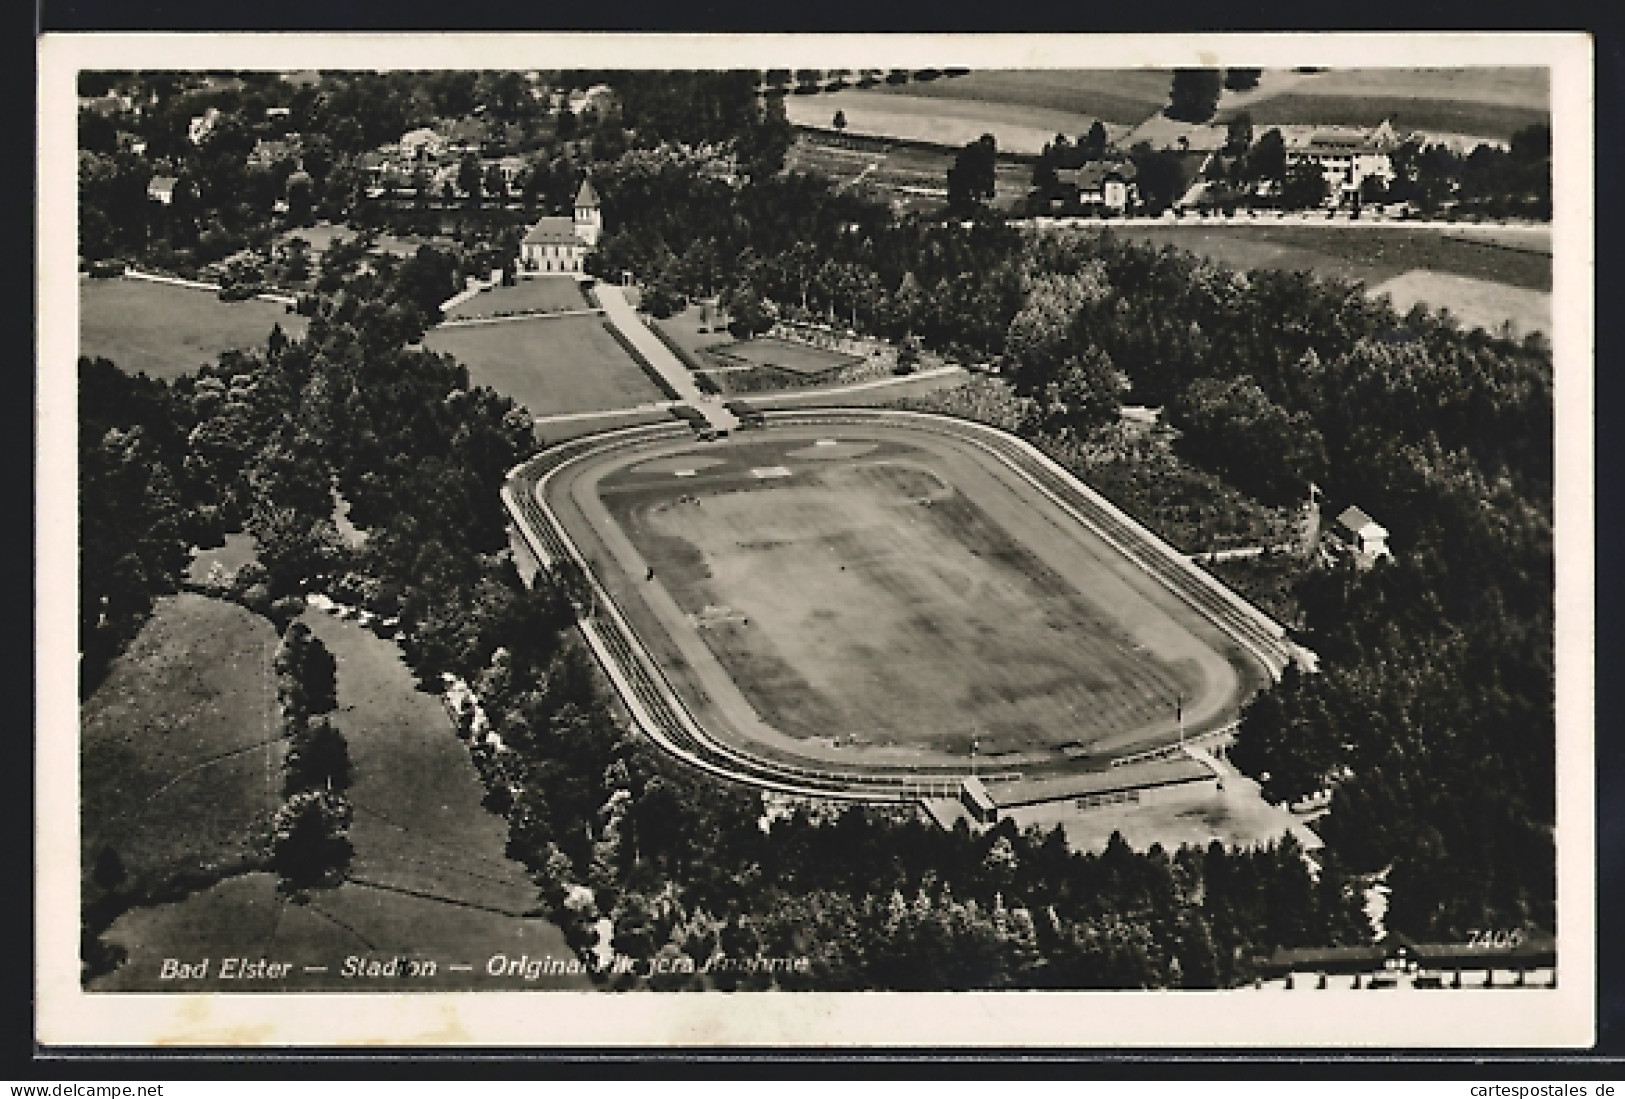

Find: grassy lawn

[534,408,678,447]
[79,277,308,381]
[81,593,282,898]
[751,368,969,407]
[657,309,895,396]
[93,871,588,991]
[443,276,592,320]
[423,313,664,416]
[1112,223,1552,292]
[867,70,1173,127]
[708,337,861,377]
[651,304,732,356]
[303,610,540,912]
[276,224,433,260]
[274,223,351,257]
[93,610,587,992]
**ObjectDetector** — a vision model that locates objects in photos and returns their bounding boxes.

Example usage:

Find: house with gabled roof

[147,175,180,205]
[1335,505,1391,566]
[1056,161,1139,213]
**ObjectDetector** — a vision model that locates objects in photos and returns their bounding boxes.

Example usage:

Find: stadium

[504,409,1303,815]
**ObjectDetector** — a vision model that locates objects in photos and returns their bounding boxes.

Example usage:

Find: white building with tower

[519,177,602,275]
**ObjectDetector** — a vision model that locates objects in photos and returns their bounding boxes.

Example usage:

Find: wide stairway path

[595,283,738,432]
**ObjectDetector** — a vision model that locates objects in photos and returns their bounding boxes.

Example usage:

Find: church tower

[573,177,602,249]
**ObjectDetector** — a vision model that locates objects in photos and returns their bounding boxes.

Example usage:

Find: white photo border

[37,30,1596,1049]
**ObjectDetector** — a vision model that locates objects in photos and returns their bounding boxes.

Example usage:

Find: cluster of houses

[1032,120,1408,215]
[356,119,530,201]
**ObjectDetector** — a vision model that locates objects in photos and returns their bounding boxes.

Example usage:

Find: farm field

[443,276,592,320]
[784,88,1129,158]
[1228,95,1547,143]
[80,593,281,901]
[93,610,585,992]
[1370,269,1551,337]
[1110,223,1552,292]
[557,426,1261,775]
[1276,67,1548,108]
[1216,68,1548,141]
[79,277,307,381]
[785,136,1030,213]
[423,313,664,416]
[864,69,1174,127]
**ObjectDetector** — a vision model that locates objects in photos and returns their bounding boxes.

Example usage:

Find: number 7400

[1467,929,1525,948]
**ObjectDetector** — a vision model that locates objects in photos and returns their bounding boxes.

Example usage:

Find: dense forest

[80,70,1555,983]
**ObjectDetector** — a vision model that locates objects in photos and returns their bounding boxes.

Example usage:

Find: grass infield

[553,425,1261,775]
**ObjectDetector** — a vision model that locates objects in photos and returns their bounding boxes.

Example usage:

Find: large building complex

[1283,119,1399,201]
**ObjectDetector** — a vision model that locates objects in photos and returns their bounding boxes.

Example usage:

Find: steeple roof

[574,177,600,208]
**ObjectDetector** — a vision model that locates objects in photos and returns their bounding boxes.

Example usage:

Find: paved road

[1012,214,1552,241]
[596,283,737,431]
